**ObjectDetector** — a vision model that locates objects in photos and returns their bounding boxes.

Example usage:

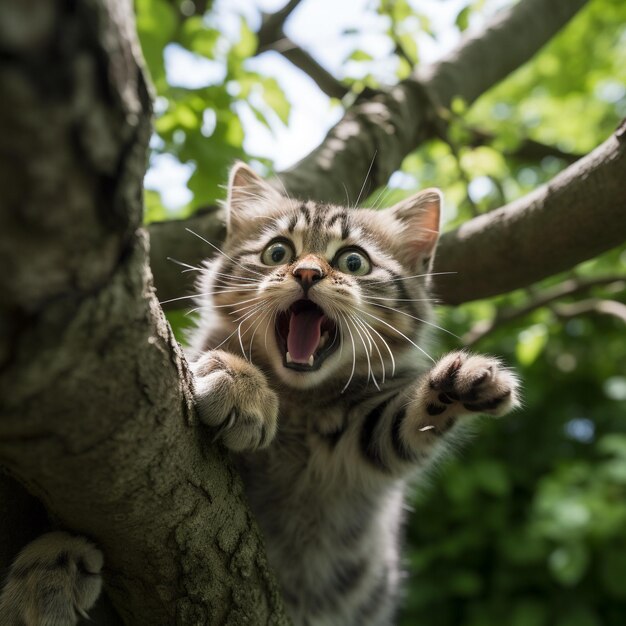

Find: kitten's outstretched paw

[0,532,103,626]
[417,351,519,430]
[192,350,279,451]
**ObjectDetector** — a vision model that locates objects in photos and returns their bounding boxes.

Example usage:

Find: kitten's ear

[388,188,442,270]
[226,161,281,233]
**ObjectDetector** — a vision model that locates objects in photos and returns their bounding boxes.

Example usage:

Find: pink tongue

[287,310,323,364]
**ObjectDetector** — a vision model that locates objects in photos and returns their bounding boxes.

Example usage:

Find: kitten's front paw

[422,350,519,424]
[0,532,102,626]
[192,350,279,451]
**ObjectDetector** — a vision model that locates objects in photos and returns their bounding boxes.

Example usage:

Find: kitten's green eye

[335,249,371,276]
[261,241,295,266]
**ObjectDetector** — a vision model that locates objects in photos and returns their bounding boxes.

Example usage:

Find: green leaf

[456,6,471,32]
[135,0,177,89]
[181,17,220,59]
[260,77,290,124]
[348,50,374,62]
[397,33,418,63]
[232,17,257,60]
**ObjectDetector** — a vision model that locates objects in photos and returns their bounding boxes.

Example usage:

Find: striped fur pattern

[0,163,519,625]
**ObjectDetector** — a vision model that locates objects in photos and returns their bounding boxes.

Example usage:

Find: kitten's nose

[293,261,324,294]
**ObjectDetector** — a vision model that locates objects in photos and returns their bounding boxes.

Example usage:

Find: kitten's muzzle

[293,261,324,296]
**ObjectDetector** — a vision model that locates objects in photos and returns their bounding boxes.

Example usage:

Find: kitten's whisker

[357,316,395,379]
[210,295,264,309]
[341,182,351,208]
[273,174,294,203]
[338,313,357,394]
[352,314,386,385]
[228,299,267,317]
[248,305,274,362]
[360,310,435,364]
[213,271,263,284]
[355,151,377,207]
[237,318,247,360]
[368,186,391,211]
[159,293,199,306]
[362,294,439,303]
[167,257,201,272]
[210,286,261,294]
[159,288,260,307]
[262,303,277,353]
[208,305,266,351]
[185,228,265,278]
[230,302,267,324]
[235,302,269,360]
[229,189,272,203]
[365,301,459,338]
[348,313,379,391]
[369,271,457,285]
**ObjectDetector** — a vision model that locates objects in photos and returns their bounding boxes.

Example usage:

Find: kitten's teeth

[308,355,314,367]
[286,352,293,364]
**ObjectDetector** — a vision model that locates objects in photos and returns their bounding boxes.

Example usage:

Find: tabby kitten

[0,163,519,626]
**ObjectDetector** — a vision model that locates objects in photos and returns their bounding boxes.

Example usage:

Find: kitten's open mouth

[275,300,339,371]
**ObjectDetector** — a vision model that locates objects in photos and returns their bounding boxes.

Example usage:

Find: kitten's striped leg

[192,350,279,451]
[360,351,519,474]
[0,532,103,626]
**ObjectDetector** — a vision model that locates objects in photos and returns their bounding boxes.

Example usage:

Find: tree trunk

[0,0,288,624]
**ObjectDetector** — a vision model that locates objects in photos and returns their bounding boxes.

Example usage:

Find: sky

[144,0,511,209]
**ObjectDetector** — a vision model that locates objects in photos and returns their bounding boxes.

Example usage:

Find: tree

[0,0,624,624]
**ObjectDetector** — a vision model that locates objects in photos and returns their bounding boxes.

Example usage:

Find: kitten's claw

[402,351,520,442]
[427,350,519,418]
[192,350,279,451]
[0,532,103,626]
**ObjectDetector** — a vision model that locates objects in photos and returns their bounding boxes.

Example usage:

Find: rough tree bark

[0,0,622,624]
[0,0,287,624]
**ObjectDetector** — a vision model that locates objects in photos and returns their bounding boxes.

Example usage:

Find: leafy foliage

[137,0,626,623]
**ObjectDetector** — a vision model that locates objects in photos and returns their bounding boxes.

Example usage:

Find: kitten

[0,163,519,625]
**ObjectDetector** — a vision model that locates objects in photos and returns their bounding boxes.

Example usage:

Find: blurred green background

[136,0,626,624]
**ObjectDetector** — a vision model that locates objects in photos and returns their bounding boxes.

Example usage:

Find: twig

[551,298,626,323]
[257,0,304,50]
[463,276,625,345]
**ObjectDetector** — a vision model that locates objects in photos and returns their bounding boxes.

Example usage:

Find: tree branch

[255,0,349,100]
[432,129,626,305]
[551,298,626,323]
[277,0,588,202]
[257,0,303,50]
[0,1,287,623]
[463,276,626,345]
[271,36,349,99]
[466,128,583,164]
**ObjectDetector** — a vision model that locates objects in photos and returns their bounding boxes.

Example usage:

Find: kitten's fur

[0,163,519,625]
